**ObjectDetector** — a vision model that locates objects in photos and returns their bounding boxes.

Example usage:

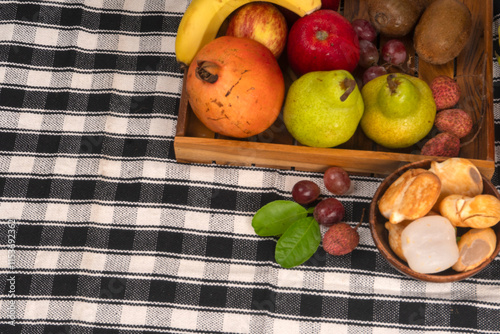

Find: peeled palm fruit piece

[429,158,483,208]
[439,194,500,228]
[401,215,459,274]
[378,168,441,224]
[452,228,497,272]
[385,220,412,262]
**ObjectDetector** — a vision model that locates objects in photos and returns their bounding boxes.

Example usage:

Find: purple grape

[292,180,320,205]
[352,19,377,42]
[358,39,379,68]
[362,66,387,85]
[381,39,407,65]
[324,167,351,195]
[313,198,345,226]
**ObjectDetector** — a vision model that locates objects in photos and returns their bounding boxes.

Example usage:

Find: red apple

[287,10,360,76]
[226,3,287,58]
[321,0,340,11]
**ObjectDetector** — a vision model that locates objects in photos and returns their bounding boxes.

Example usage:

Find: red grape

[351,19,377,42]
[362,66,387,85]
[313,198,345,226]
[381,39,407,65]
[292,180,320,204]
[358,39,379,68]
[323,167,351,195]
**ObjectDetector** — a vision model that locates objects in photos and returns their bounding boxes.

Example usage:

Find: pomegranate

[186,36,285,138]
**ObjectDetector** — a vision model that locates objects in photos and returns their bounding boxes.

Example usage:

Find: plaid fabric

[0,0,499,333]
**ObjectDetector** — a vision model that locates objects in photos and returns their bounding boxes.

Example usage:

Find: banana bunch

[175,0,322,67]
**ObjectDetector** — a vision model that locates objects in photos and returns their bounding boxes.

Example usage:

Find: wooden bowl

[369,159,500,282]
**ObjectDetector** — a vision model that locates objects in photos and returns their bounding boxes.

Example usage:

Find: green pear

[361,73,436,149]
[283,70,364,148]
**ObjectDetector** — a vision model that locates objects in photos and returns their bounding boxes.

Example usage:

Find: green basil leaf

[275,216,321,268]
[252,200,307,237]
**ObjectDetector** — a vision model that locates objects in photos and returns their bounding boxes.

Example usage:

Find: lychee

[420,132,460,157]
[322,222,360,256]
[434,109,473,138]
[430,76,460,110]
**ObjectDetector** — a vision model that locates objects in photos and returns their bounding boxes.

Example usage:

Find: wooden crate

[174,0,495,179]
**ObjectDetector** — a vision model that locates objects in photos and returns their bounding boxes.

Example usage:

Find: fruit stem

[340,78,356,102]
[387,74,399,95]
[354,208,365,231]
[195,60,219,83]
[460,104,485,148]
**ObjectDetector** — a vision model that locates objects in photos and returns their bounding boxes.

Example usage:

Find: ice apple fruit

[226,3,288,58]
[286,10,360,76]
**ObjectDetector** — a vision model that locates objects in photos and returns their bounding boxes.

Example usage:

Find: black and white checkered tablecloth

[0,1,499,333]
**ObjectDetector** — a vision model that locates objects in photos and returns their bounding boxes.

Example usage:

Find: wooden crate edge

[174,136,495,179]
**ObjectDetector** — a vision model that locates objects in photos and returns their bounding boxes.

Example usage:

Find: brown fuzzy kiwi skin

[414,0,472,65]
[366,0,432,37]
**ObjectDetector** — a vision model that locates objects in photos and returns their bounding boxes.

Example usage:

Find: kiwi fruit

[366,0,432,37]
[414,0,472,65]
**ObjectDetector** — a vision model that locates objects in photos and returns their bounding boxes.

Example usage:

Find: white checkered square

[0,23,14,42]
[27,69,52,87]
[149,118,173,137]
[34,26,59,46]
[155,75,182,95]
[189,165,215,183]
[321,323,348,333]
[142,160,167,178]
[72,300,98,323]
[117,34,141,52]
[113,72,135,92]
[45,203,69,221]
[62,115,86,133]
[123,0,146,11]
[34,250,59,269]
[77,30,98,50]
[273,319,300,334]
[71,72,93,90]
[80,252,107,272]
[128,255,155,274]
[228,263,256,283]
[121,304,148,326]
[277,268,304,289]
[233,214,255,235]
[177,259,205,279]
[136,207,162,226]
[9,156,35,174]
[323,272,350,292]
[238,169,264,188]
[90,204,115,225]
[171,309,198,331]
[98,159,122,178]
[184,211,210,231]
[0,202,24,220]
[18,113,43,131]
[104,116,129,136]
[23,299,50,320]
[223,313,251,333]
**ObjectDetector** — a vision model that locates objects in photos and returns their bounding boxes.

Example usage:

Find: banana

[175,0,322,67]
